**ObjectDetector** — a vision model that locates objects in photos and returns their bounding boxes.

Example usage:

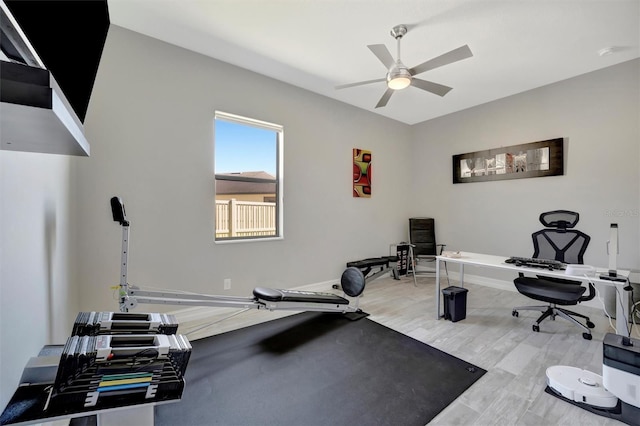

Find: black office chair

[511,210,595,340]
[408,217,449,286]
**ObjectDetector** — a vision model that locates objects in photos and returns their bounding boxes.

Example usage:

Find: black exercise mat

[156,312,486,426]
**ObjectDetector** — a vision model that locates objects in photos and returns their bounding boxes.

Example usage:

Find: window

[214,111,283,241]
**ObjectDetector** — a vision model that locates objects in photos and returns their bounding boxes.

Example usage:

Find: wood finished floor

[179,274,635,426]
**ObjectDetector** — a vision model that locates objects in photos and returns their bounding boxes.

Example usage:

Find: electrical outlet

[224,278,231,290]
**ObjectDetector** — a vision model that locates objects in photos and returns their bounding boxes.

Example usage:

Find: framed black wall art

[452,138,564,184]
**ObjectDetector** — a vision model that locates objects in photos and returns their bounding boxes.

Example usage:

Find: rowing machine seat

[253,288,349,305]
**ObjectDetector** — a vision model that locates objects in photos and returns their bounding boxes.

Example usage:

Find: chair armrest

[580,282,596,302]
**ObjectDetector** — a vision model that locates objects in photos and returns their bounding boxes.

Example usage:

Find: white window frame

[214,111,283,243]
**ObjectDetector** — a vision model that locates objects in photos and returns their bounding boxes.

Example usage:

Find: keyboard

[505,256,566,270]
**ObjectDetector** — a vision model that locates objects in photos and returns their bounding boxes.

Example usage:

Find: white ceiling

[107,0,640,125]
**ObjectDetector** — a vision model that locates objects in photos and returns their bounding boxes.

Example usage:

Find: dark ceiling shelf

[3,0,110,123]
[1,60,90,156]
[0,0,109,156]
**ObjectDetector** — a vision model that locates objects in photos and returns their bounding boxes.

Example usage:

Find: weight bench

[346,256,400,283]
[332,256,399,292]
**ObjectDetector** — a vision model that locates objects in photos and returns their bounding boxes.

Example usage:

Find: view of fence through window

[214,199,276,238]
[214,112,282,240]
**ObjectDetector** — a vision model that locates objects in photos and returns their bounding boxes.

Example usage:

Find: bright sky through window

[215,120,277,175]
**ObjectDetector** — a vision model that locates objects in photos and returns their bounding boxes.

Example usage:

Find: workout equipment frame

[110,197,366,316]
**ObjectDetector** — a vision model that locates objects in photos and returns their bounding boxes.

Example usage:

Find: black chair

[512,210,595,340]
[408,217,449,286]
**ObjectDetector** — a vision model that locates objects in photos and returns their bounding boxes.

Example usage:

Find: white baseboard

[167,305,233,323]
[167,273,515,327]
[167,272,611,331]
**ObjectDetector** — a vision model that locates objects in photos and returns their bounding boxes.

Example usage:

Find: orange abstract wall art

[353,148,372,198]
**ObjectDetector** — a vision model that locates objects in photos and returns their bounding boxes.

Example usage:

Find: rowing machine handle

[110,196,130,226]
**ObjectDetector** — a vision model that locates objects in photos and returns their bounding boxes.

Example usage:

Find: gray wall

[0,151,78,409]
[409,59,640,282]
[76,25,414,313]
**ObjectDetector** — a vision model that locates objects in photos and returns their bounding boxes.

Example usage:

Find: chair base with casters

[512,276,595,340]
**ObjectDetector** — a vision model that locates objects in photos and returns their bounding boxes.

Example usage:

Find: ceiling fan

[336,24,473,108]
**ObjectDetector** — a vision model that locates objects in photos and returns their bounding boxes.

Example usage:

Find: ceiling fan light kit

[336,24,473,108]
[387,67,412,90]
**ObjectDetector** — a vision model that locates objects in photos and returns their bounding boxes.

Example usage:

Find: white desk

[434,252,631,333]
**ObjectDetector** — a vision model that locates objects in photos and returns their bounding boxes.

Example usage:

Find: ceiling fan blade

[335,78,386,90]
[368,44,395,69]
[409,45,473,76]
[375,88,394,108]
[411,78,453,97]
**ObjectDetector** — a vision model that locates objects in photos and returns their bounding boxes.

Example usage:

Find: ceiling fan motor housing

[390,24,407,39]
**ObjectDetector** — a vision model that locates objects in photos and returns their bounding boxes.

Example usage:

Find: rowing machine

[110,197,367,318]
